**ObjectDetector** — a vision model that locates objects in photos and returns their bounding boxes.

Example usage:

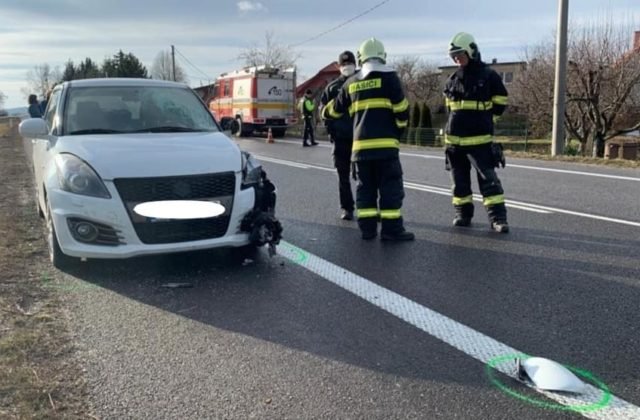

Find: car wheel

[46,203,78,270]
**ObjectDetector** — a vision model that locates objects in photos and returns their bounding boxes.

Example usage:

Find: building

[437,58,527,89]
[295,62,340,99]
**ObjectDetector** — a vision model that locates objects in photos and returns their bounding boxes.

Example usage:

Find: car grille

[114,173,236,244]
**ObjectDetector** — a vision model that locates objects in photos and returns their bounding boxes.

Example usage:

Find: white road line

[258,155,640,225]
[279,241,640,419]
[506,164,640,182]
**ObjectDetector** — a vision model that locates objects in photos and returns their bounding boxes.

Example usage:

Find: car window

[64,85,219,135]
[45,88,62,134]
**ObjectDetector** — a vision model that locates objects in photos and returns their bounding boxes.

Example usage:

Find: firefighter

[323,38,414,241]
[320,50,357,221]
[301,89,318,147]
[444,32,509,233]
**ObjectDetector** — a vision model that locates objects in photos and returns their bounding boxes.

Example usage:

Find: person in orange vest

[300,89,318,147]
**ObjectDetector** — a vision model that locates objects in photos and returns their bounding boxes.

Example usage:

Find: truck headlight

[54,154,111,198]
[241,151,263,189]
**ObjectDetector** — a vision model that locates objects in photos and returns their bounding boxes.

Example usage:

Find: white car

[19,78,281,269]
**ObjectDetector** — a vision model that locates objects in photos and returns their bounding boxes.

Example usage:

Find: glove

[491,142,506,168]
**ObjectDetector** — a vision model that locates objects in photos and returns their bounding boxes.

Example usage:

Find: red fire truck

[208,65,297,138]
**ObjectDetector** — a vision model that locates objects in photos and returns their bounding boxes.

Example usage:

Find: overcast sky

[0,0,637,109]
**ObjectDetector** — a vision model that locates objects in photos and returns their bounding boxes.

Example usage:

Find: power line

[288,0,392,48]
[173,47,211,80]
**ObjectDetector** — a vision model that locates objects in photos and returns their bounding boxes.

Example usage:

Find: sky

[0,0,638,109]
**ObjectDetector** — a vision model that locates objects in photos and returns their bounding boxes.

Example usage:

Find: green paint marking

[486,354,612,412]
[281,242,309,265]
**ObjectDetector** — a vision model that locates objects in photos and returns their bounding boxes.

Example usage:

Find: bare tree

[25,63,60,99]
[151,50,188,82]
[391,56,442,109]
[238,30,300,68]
[513,21,640,156]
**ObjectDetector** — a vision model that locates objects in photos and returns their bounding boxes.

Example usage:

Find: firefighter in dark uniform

[444,32,510,233]
[301,89,318,147]
[323,38,414,241]
[320,50,357,220]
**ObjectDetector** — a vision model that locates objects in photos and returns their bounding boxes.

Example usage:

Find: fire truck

[208,65,297,138]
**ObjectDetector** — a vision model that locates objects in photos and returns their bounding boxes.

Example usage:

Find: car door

[33,87,62,209]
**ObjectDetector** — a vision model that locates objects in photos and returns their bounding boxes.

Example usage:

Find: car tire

[46,202,78,270]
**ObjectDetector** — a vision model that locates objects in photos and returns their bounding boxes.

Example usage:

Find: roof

[438,60,526,71]
[66,78,188,88]
[296,62,340,96]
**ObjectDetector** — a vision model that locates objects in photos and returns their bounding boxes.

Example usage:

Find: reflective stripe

[447,100,493,111]
[348,78,382,94]
[493,115,500,124]
[352,138,400,151]
[349,98,392,115]
[392,98,409,113]
[483,194,505,206]
[324,99,343,118]
[445,134,492,146]
[380,209,401,219]
[396,119,408,128]
[452,195,473,205]
[492,95,508,105]
[357,208,379,218]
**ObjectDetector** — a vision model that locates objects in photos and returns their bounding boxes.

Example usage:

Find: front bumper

[47,176,256,259]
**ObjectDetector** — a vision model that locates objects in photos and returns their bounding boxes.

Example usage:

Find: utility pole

[551,0,569,156]
[171,45,176,82]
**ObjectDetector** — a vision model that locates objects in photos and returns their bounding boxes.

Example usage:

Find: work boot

[311,141,319,146]
[303,142,310,147]
[361,230,377,240]
[381,230,415,241]
[341,209,354,221]
[491,220,510,233]
[452,215,472,227]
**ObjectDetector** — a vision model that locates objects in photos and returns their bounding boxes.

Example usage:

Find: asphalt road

[44,137,640,419]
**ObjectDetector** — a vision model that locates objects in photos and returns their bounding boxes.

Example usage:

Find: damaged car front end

[239,151,282,256]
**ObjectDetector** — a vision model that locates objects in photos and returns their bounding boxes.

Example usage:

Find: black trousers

[355,158,405,235]
[334,153,354,212]
[447,143,507,222]
[303,117,315,144]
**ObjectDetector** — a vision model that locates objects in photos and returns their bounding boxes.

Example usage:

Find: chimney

[635,31,640,51]
[491,58,498,64]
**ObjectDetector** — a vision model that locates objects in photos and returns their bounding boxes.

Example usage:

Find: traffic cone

[266,127,274,144]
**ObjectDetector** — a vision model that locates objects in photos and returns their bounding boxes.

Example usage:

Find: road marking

[249,138,640,182]
[258,154,640,226]
[279,241,640,419]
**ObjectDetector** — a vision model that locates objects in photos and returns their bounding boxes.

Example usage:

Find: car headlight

[54,154,111,198]
[241,151,263,189]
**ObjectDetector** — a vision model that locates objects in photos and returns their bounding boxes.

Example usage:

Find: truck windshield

[64,85,220,135]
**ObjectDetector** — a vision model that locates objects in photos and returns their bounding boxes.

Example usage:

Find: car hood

[54,132,242,179]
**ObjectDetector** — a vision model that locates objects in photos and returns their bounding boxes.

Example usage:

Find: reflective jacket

[444,60,508,146]
[301,97,314,119]
[322,62,409,161]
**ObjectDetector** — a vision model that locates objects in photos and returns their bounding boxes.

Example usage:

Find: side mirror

[19,118,48,138]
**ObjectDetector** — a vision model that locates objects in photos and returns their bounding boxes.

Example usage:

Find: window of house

[504,72,514,84]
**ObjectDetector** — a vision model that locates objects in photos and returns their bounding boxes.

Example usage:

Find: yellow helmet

[449,32,479,60]
[357,38,387,65]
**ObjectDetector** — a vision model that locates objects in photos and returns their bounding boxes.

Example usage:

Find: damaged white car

[19,78,281,270]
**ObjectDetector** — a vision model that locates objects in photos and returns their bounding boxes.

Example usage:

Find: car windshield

[64,85,220,135]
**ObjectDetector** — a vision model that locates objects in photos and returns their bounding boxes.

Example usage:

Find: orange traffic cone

[266,128,274,144]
